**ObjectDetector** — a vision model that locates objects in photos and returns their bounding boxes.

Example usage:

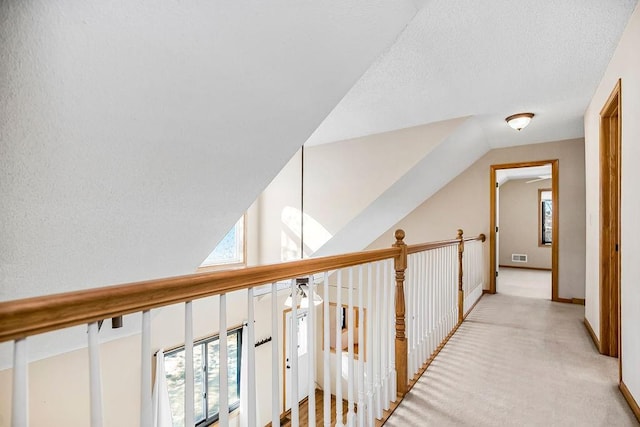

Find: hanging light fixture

[505,112,534,131]
[284,278,323,308]
[283,145,323,308]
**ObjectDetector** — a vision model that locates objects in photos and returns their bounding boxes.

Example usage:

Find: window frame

[198,215,247,271]
[538,188,553,247]
[164,327,243,426]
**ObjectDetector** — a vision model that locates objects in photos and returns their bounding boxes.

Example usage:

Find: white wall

[584,1,640,405]
[368,138,586,300]
[0,0,418,302]
[499,179,552,269]
[256,119,464,264]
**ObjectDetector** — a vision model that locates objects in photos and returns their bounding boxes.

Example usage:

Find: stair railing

[0,229,485,426]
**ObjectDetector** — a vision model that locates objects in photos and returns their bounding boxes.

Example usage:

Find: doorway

[283,309,310,411]
[599,79,621,362]
[490,160,559,300]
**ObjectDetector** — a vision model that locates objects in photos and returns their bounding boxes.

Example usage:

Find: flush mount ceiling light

[505,112,534,131]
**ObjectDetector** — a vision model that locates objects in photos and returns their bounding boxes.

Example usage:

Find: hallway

[386,294,637,426]
[497,267,551,300]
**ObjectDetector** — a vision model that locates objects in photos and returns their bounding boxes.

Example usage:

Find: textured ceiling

[307,0,638,147]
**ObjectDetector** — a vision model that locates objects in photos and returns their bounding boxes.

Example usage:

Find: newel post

[393,229,408,397]
[457,229,464,324]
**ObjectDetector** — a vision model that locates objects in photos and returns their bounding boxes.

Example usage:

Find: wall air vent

[512,254,528,263]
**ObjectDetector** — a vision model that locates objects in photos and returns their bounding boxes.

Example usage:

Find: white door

[284,310,309,410]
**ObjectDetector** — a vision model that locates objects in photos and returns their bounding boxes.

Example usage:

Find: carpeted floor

[497,267,551,300]
[386,294,638,426]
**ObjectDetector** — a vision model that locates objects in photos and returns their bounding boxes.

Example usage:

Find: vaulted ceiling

[308,0,638,148]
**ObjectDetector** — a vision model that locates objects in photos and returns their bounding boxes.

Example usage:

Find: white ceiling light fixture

[284,278,323,308]
[505,113,534,131]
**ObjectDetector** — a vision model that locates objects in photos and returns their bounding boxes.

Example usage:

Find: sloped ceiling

[308,0,639,147]
[0,0,419,299]
[308,0,638,256]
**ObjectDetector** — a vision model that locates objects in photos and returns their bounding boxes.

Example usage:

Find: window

[539,189,552,246]
[164,328,242,426]
[200,217,245,269]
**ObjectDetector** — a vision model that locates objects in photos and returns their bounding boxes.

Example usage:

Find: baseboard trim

[464,292,485,319]
[620,381,640,423]
[498,264,552,272]
[555,297,573,304]
[584,317,600,351]
[572,298,585,305]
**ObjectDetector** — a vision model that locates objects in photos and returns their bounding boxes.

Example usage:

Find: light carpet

[386,294,637,426]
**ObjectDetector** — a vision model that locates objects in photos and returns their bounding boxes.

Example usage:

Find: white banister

[335,271,344,427]
[323,272,331,427]
[219,294,229,426]
[366,263,374,425]
[141,310,152,427]
[357,265,365,427]
[184,301,194,427]
[88,321,103,427]
[347,267,356,426]
[271,283,280,427]
[247,287,257,427]
[382,260,390,409]
[388,259,397,404]
[12,338,28,427]
[290,279,299,427]
[308,277,316,426]
[374,262,383,420]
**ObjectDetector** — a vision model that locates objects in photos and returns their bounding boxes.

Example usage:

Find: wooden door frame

[599,79,622,367]
[489,160,560,300]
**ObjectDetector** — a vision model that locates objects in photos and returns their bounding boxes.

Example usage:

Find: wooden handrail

[406,233,485,255]
[0,247,400,343]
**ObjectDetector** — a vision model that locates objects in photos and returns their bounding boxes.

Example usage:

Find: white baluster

[366,263,374,426]
[406,255,412,377]
[88,321,103,427]
[247,288,257,427]
[428,252,432,345]
[290,280,299,427]
[437,248,447,345]
[347,267,356,426]
[416,254,422,372]
[220,294,229,427]
[389,259,397,403]
[185,302,194,427]
[374,262,383,420]
[422,252,428,362]
[418,252,425,367]
[336,271,344,427]
[308,277,316,426]
[323,272,331,427]
[357,265,365,427]
[271,284,280,427]
[12,338,28,427]
[141,311,152,427]
[382,260,390,409]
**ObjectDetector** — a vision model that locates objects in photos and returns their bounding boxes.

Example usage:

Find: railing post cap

[457,229,464,239]
[395,229,405,243]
